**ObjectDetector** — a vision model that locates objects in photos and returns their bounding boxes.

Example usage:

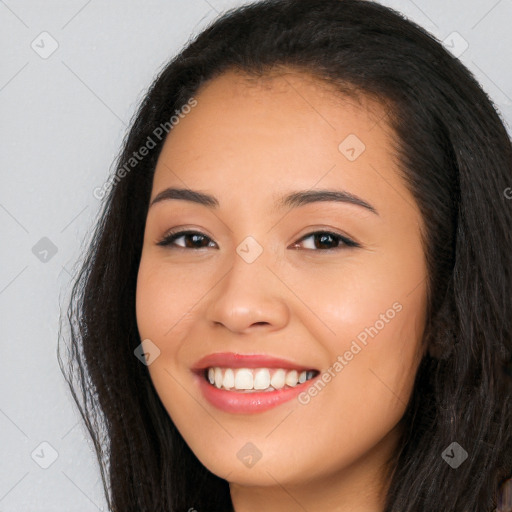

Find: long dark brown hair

[58,0,512,510]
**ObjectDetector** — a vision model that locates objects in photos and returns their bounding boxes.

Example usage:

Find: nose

[205,251,290,334]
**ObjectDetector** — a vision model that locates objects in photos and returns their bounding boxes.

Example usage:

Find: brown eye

[290,231,359,250]
[156,229,359,251]
[157,230,217,249]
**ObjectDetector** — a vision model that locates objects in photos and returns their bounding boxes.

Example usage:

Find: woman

[59,0,512,510]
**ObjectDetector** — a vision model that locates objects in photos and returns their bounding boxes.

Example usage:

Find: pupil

[317,233,336,248]
[188,234,205,247]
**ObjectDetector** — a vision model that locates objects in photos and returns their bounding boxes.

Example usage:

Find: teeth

[223,368,235,389]
[234,368,253,389]
[285,370,298,387]
[271,369,286,389]
[214,367,223,388]
[205,367,316,392]
[254,368,271,389]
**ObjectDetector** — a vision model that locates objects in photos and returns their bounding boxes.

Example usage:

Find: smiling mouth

[203,366,320,393]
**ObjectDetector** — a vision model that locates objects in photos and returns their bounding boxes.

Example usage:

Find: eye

[290,231,360,250]
[156,230,217,249]
[156,229,359,251]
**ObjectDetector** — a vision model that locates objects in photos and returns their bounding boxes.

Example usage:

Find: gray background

[1,0,511,510]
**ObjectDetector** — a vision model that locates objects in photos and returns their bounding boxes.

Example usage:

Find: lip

[191,352,318,372]
[190,352,320,414]
[192,370,320,414]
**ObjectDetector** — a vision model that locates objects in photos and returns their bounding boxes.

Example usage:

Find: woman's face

[136,69,428,500]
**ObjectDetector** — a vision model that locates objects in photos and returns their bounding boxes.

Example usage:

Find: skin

[135,68,428,512]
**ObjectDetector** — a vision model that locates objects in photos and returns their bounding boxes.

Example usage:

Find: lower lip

[193,370,319,414]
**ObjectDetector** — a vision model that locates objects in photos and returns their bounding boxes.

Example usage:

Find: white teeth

[223,368,235,389]
[234,368,253,389]
[214,367,223,388]
[285,370,298,386]
[253,369,271,389]
[270,369,286,389]
[205,367,316,392]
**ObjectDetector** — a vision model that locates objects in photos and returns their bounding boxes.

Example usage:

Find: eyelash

[156,229,360,251]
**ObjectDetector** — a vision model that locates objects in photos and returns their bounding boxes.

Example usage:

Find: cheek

[295,250,427,410]
[135,260,172,340]
[135,254,213,341]
[295,256,426,348]
[294,299,425,462]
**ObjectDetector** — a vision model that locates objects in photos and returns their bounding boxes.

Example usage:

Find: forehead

[151,68,402,212]
[181,68,390,134]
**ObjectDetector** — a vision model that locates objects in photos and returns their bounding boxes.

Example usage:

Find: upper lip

[191,352,318,372]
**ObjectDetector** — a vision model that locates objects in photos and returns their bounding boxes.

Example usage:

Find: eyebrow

[149,187,378,215]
